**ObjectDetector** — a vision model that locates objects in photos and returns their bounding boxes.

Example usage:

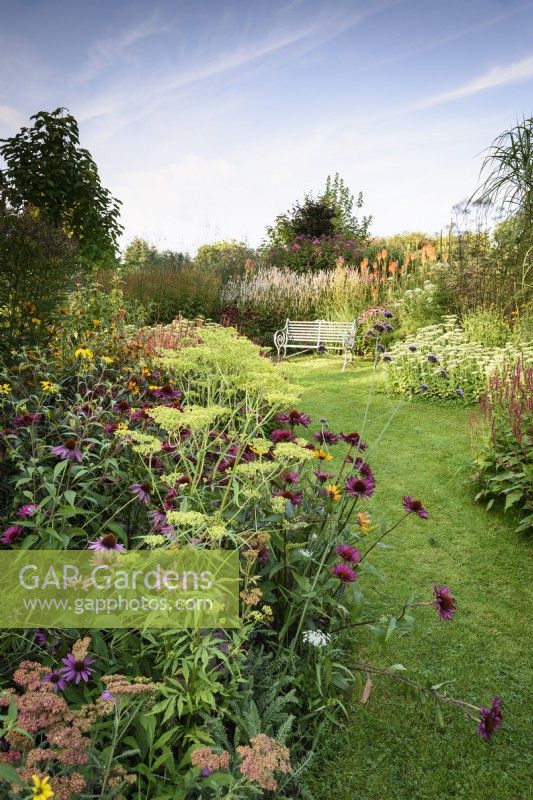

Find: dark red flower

[276,410,311,427]
[313,431,340,444]
[403,496,429,518]
[331,563,357,583]
[432,584,456,620]
[270,428,296,443]
[477,697,503,741]
[345,476,375,499]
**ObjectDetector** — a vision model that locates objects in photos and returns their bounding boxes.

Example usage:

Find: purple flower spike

[60,652,95,684]
[432,584,456,620]
[477,697,503,741]
[403,496,429,518]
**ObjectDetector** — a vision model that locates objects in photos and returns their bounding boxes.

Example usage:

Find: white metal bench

[274,319,356,371]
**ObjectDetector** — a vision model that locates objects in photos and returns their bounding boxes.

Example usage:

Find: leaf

[360,677,373,704]
[504,490,522,510]
[0,764,23,785]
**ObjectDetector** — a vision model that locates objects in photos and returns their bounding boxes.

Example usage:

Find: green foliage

[194,240,255,280]
[462,308,511,347]
[0,207,78,356]
[266,174,371,252]
[122,237,190,272]
[0,108,122,267]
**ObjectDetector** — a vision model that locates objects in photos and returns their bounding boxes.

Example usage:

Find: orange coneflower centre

[100,533,118,548]
[64,438,78,450]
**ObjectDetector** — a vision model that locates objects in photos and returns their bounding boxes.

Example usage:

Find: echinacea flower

[313,431,340,445]
[331,562,358,583]
[31,774,54,800]
[335,544,361,563]
[51,438,82,462]
[476,697,503,741]
[427,354,439,363]
[324,484,342,501]
[33,629,48,646]
[0,525,23,545]
[432,584,456,620]
[88,533,126,551]
[60,652,95,684]
[340,432,368,450]
[17,503,37,518]
[273,490,303,506]
[345,476,375,499]
[14,412,42,427]
[270,429,296,444]
[42,670,67,692]
[276,410,311,427]
[314,470,334,482]
[129,483,151,504]
[402,496,429,518]
[281,470,300,484]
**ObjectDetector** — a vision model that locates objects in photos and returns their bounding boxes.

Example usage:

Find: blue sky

[1,0,533,252]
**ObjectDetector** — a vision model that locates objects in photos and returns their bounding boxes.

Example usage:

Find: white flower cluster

[302,629,331,648]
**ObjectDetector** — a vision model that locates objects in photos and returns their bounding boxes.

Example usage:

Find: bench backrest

[286,319,355,342]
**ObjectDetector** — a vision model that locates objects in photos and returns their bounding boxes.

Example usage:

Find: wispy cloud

[75,13,171,83]
[408,53,533,111]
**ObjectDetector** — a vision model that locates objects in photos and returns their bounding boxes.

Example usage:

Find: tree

[122,237,190,271]
[266,174,371,246]
[0,108,122,267]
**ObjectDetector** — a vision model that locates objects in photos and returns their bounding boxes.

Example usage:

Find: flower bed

[383,315,533,402]
[0,318,505,799]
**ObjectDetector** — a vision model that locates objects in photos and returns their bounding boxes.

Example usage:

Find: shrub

[194,240,255,281]
[472,358,533,532]
[463,308,512,347]
[262,234,363,274]
[0,208,78,357]
[383,315,533,402]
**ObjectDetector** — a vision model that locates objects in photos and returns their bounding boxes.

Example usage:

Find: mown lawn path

[285,357,532,800]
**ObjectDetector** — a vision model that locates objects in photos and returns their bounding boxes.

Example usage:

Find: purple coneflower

[281,470,300,484]
[43,670,67,691]
[88,533,126,551]
[403,496,429,518]
[104,422,118,434]
[99,690,114,701]
[0,525,23,545]
[270,428,296,444]
[276,410,311,427]
[33,629,48,646]
[51,438,83,462]
[148,510,174,535]
[14,412,42,428]
[427,354,439,363]
[274,490,303,506]
[335,544,361,563]
[114,399,131,414]
[313,431,340,444]
[60,652,95,684]
[432,584,456,620]
[331,563,358,583]
[17,503,37,518]
[150,384,181,400]
[476,697,503,741]
[314,470,334,482]
[341,432,368,450]
[345,476,375,499]
[130,483,151,504]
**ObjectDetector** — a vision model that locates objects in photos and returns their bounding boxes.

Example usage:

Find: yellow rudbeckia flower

[32,774,54,799]
[74,347,93,360]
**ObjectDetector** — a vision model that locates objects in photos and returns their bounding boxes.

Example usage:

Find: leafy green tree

[0,107,122,267]
[122,237,190,271]
[266,174,371,246]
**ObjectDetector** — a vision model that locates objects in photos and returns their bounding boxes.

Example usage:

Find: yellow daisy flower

[0,382,11,395]
[40,380,59,394]
[74,347,94,360]
[32,774,54,800]
[324,483,342,501]
[312,449,333,461]
[101,356,114,364]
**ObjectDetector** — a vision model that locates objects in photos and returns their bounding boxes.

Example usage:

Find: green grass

[285,357,532,800]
